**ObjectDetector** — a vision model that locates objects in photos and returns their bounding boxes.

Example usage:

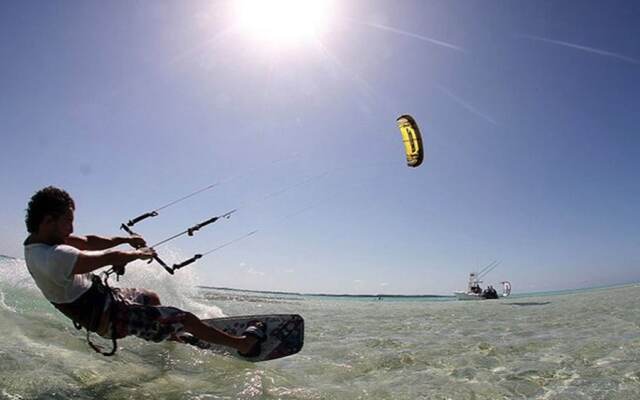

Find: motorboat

[454,261,511,300]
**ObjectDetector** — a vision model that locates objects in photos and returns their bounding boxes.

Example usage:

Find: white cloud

[246,267,265,276]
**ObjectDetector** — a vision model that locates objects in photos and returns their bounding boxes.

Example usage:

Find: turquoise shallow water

[1,256,639,399]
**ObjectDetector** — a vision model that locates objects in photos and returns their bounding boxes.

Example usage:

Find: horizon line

[198,281,639,299]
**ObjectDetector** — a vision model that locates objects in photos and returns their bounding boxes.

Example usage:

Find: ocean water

[1,256,639,400]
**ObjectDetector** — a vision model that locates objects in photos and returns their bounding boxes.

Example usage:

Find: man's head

[25,186,75,242]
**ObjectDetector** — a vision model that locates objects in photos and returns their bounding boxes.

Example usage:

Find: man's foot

[238,321,267,358]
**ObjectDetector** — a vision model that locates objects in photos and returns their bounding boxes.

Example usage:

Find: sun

[234,0,333,45]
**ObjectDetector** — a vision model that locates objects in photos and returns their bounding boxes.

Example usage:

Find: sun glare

[234,0,333,45]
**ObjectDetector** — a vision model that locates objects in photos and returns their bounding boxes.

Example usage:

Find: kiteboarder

[23,186,264,356]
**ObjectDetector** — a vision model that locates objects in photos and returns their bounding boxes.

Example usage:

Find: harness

[52,274,121,356]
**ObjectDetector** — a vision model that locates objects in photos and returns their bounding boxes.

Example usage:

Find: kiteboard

[179,314,304,362]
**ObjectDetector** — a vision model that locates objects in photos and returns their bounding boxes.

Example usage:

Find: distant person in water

[23,186,263,356]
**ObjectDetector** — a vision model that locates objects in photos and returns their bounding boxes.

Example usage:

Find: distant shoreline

[199,281,640,299]
[198,285,454,298]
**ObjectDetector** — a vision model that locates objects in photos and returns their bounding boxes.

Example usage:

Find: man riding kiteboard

[23,186,264,356]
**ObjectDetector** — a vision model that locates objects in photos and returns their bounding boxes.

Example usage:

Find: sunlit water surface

[1,256,639,399]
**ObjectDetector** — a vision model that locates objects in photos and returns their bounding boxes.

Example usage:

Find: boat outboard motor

[482,286,499,299]
[501,281,512,297]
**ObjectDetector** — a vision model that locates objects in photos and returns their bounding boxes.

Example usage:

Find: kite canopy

[396,114,424,168]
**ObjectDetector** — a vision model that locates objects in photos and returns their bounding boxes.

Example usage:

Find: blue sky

[1,0,639,295]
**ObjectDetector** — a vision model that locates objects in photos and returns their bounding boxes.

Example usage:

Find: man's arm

[72,247,155,275]
[66,235,146,251]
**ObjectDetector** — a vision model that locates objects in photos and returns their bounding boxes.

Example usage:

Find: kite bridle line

[120,153,301,229]
[117,208,237,276]
[113,170,329,277]
[167,230,258,271]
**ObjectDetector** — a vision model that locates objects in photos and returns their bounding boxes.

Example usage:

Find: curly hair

[25,186,75,233]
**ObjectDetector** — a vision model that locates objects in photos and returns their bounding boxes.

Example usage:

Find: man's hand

[74,247,156,275]
[112,247,156,275]
[135,247,156,260]
[127,235,147,249]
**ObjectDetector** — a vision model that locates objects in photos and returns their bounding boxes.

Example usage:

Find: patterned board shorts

[108,288,187,342]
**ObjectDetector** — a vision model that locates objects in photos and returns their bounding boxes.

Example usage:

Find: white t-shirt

[24,243,93,304]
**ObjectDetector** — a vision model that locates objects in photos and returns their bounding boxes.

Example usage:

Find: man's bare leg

[181,312,258,353]
[144,291,257,353]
